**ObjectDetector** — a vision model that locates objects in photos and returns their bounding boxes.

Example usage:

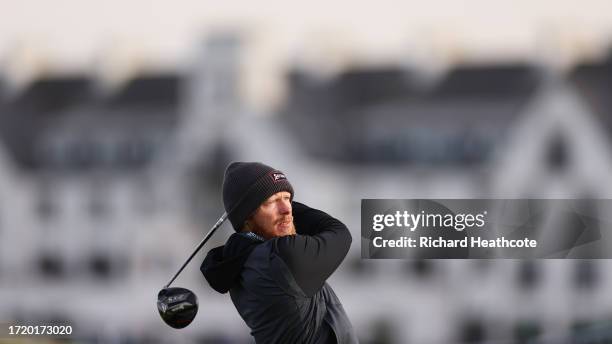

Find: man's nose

[278,200,291,214]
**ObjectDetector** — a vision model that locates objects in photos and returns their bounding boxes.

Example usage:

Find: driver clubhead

[157,287,198,329]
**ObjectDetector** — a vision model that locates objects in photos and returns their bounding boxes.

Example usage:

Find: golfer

[201,162,358,343]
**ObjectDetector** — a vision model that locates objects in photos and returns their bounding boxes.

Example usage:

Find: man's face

[246,191,295,239]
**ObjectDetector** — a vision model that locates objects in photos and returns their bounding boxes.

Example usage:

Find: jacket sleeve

[273,201,352,297]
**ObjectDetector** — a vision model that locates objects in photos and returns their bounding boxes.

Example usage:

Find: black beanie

[222,162,294,231]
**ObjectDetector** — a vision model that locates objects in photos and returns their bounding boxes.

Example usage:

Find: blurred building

[0,36,246,343]
[284,63,538,167]
[1,34,612,344]
[277,51,612,344]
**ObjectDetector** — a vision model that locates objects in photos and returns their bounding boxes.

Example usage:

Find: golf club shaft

[163,212,228,289]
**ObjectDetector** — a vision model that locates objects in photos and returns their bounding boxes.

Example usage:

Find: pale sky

[2,0,612,108]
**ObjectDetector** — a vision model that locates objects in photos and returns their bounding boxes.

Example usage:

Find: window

[35,183,58,222]
[70,141,96,170]
[405,260,435,279]
[546,133,569,172]
[90,255,111,279]
[118,140,153,168]
[133,176,156,215]
[346,256,375,278]
[574,260,598,290]
[459,319,486,343]
[517,261,540,290]
[89,254,127,279]
[368,318,397,344]
[38,254,64,278]
[514,320,541,344]
[88,194,109,220]
[88,180,111,221]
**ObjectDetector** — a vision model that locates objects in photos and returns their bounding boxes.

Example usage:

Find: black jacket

[201,202,358,344]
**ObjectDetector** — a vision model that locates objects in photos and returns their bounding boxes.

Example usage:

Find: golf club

[157,212,227,329]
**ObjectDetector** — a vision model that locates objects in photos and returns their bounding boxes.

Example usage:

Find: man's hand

[291,201,321,236]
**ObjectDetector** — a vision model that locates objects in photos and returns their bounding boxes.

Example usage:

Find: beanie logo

[271,172,287,182]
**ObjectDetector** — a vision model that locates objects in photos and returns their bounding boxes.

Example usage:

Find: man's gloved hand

[291,201,326,236]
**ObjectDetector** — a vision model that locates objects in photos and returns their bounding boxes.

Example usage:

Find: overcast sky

[3,0,612,108]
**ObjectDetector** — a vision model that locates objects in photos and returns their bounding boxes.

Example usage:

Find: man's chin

[276,223,296,237]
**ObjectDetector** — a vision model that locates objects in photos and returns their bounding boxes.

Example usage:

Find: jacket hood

[201,232,264,294]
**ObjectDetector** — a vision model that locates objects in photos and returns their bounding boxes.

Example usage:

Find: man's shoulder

[243,239,278,265]
[238,238,307,297]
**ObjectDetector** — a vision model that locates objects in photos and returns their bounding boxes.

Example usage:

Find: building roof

[282,63,541,166]
[10,76,95,113]
[431,63,540,99]
[106,74,181,108]
[568,52,612,139]
[0,74,181,172]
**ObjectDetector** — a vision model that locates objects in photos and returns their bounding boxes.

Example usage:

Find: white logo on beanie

[272,172,287,182]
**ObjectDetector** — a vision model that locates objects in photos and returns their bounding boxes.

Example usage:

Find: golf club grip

[163,212,228,289]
